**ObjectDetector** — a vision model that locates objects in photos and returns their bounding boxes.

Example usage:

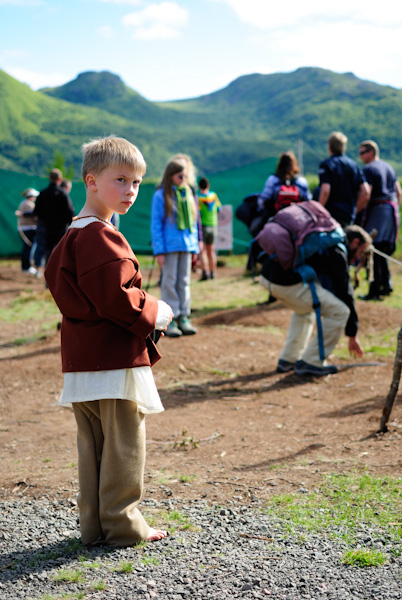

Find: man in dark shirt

[34,168,75,262]
[358,140,401,300]
[259,226,371,377]
[318,132,369,226]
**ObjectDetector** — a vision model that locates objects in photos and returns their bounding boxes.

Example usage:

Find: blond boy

[45,136,172,546]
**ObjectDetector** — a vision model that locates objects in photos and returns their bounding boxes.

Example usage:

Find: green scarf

[175,186,195,232]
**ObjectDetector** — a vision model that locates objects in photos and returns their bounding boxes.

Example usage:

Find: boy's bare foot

[146,528,168,542]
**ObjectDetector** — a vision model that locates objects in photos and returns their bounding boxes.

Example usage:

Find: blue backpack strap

[309,280,325,362]
[295,265,325,362]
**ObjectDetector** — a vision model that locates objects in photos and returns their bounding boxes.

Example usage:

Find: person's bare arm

[318,183,331,206]
[395,180,402,204]
[356,182,370,214]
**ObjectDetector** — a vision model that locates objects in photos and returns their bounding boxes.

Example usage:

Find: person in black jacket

[259,225,372,376]
[34,168,75,262]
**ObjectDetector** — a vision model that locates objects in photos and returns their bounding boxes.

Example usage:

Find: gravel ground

[1,490,401,600]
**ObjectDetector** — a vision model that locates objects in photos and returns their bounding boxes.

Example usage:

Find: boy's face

[86,165,143,219]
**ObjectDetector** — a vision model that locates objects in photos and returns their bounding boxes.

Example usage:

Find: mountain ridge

[2,66,402,178]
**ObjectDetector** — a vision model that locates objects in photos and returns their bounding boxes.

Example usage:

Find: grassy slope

[3,66,402,177]
[175,67,402,173]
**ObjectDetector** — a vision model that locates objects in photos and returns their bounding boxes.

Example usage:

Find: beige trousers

[72,399,150,546]
[260,277,350,367]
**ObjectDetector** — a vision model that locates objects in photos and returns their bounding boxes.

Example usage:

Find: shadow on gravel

[0,537,115,581]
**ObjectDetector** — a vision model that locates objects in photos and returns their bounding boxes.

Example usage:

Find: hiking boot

[164,319,182,337]
[199,270,209,281]
[178,315,197,335]
[276,359,295,373]
[294,360,338,377]
[358,294,383,302]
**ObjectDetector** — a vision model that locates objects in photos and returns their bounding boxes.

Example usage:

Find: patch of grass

[334,326,398,360]
[91,579,107,590]
[117,561,134,573]
[77,556,101,569]
[141,556,160,566]
[52,568,84,583]
[153,468,195,486]
[190,272,268,317]
[342,548,388,567]
[144,508,199,534]
[0,289,59,324]
[10,332,51,346]
[209,367,237,378]
[263,471,402,547]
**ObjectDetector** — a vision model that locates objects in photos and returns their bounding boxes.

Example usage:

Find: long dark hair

[275,152,300,180]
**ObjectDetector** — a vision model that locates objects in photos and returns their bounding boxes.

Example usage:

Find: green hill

[175,67,402,173]
[2,66,402,178]
[0,69,172,177]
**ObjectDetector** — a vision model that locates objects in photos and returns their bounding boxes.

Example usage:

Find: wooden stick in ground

[379,324,402,433]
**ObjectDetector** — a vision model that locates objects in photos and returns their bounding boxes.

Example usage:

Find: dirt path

[1,262,401,505]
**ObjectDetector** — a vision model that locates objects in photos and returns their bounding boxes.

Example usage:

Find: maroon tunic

[45,221,160,372]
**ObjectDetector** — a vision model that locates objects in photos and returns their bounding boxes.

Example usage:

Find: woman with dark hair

[257,151,311,219]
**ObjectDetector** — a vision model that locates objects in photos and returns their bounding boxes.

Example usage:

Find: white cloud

[248,18,402,90]
[122,2,188,40]
[6,67,68,90]
[210,0,400,29]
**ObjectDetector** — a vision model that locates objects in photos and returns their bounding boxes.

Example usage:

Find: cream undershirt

[57,216,164,415]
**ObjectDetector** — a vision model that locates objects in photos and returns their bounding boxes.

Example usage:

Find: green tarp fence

[1,157,277,257]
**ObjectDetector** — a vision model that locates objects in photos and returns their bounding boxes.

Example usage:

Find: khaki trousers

[72,399,149,546]
[260,277,350,367]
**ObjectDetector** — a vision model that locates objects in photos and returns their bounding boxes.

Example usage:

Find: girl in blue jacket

[151,157,199,337]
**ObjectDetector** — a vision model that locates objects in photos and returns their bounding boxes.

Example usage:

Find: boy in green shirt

[198,177,221,280]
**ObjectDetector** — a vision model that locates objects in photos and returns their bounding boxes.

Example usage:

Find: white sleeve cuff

[155,300,173,330]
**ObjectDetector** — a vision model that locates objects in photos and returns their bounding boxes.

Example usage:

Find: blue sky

[1,0,402,101]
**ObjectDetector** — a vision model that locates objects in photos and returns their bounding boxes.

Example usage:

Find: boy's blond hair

[328,131,348,155]
[81,136,146,183]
